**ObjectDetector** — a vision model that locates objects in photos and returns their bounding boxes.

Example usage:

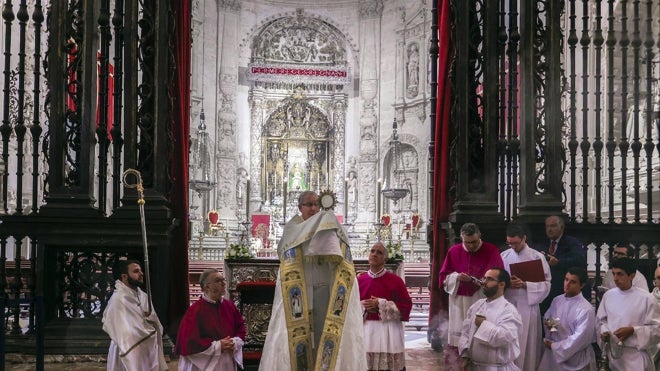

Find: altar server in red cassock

[175,269,247,371]
[358,242,413,371]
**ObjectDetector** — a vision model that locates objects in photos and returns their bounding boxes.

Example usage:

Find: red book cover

[510,259,545,282]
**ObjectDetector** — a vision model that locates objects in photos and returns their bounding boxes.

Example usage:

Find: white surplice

[501,245,551,371]
[539,294,597,371]
[102,280,168,371]
[177,338,244,371]
[602,269,649,291]
[458,296,522,371]
[596,287,660,371]
[444,272,486,347]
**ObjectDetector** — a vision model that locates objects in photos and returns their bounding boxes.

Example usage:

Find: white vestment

[444,272,486,346]
[458,296,522,371]
[501,245,551,371]
[539,294,597,371]
[259,212,367,371]
[177,338,244,371]
[596,287,660,371]
[602,269,649,291]
[362,300,406,370]
[102,280,168,371]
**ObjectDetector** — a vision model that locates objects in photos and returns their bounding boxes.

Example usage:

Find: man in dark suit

[535,215,588,315]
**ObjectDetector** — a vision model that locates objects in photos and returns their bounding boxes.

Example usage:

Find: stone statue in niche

[406,43,420,98]
[347,170,358,205]
[404,178,414,210]
[236,168,248,210]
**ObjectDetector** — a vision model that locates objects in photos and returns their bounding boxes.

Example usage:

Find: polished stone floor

[5,331,443,370]
[404,330,444,370]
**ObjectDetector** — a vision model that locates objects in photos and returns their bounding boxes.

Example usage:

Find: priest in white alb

[539,267,597,371]
[500,224,551,371]
[459,267,522,370]
[597,258,660,371]
[102,260,168,371]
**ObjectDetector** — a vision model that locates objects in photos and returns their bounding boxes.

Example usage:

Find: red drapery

[430,0,452,320]
[169,0,191,327]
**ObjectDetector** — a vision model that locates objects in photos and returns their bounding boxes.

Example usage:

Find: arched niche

[261,87,334,204]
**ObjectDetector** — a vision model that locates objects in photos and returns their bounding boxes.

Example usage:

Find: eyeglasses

[505,238,525,247]
[300,202,318,208]
[482,276,499,283]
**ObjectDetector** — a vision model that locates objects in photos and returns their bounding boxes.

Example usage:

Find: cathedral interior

[0,0,659,368]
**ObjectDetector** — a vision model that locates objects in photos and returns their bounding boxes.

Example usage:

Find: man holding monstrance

[259,190,366,370]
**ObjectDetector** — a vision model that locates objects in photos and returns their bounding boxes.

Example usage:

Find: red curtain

[169,0,191,326]
[430,0,453,319]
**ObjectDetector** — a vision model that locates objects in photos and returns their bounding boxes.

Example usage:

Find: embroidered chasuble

[259,211,366,371]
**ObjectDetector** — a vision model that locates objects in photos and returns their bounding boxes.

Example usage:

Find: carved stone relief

[252,11,347,65]
[359,0,384,19]
[358,163,376,214]
[217,0,241,12]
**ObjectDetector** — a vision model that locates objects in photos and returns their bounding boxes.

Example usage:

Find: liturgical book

[509,259,545,282]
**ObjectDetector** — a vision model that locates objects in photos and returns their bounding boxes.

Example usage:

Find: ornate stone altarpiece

[247,10,351,216]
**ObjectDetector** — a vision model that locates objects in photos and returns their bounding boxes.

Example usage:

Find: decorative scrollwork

[55,251,123,319]
[136,0,156,186]
[242,303,273,346]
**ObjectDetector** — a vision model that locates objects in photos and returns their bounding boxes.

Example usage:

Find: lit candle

[283,179,288,221]
[344,177,349,220]
[377,178,382,221]
[246,177,251,221]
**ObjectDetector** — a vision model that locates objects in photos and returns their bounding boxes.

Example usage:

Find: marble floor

[404,330,444,370]
[4,331,443,370]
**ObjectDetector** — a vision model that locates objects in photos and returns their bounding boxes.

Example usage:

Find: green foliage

[225,243,254,259]
[385,241,404,262]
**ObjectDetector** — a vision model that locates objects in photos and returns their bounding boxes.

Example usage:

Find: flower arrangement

[385,241,404,262]
[225,243,254,259]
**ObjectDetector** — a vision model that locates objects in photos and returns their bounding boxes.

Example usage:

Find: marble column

[248,92,265,219]
[332,94,348,206]
[358,0,384,223]
[214,1,241,219]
